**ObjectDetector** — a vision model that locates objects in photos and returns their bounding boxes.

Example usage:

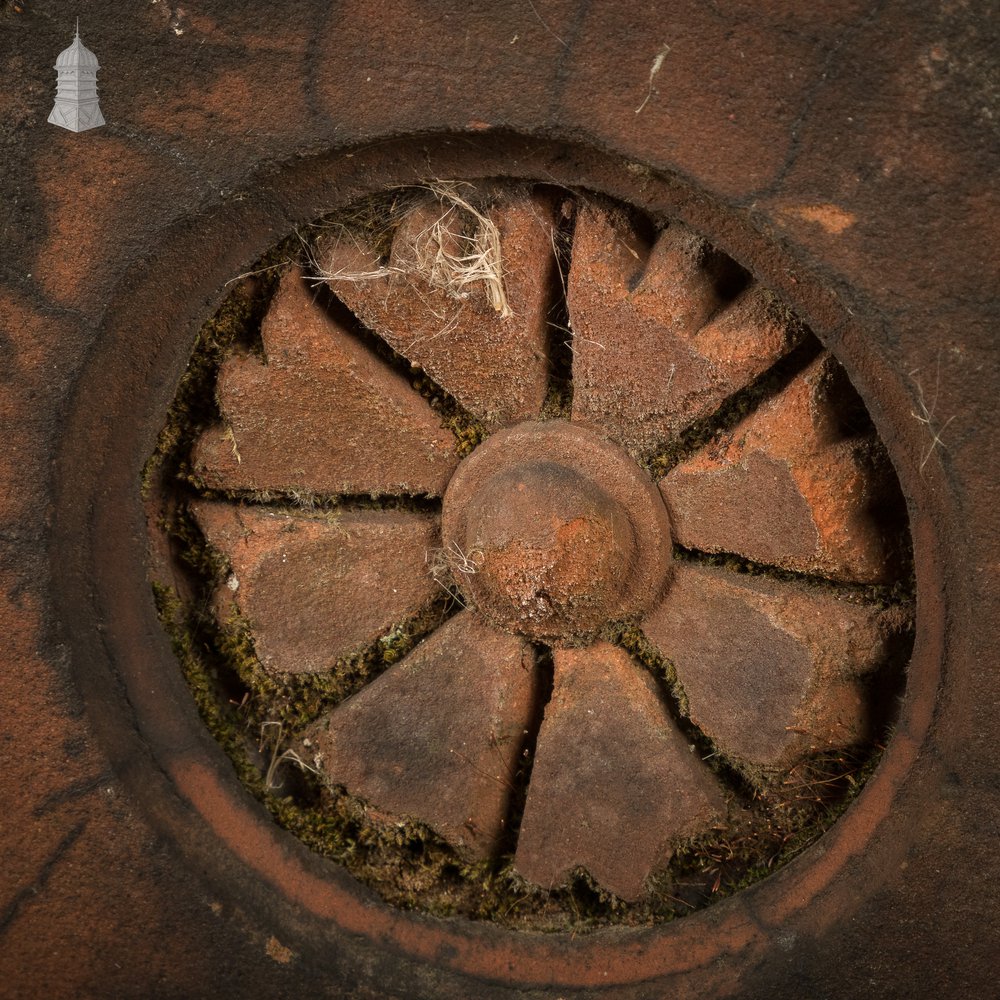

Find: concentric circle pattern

[146,180,914,927]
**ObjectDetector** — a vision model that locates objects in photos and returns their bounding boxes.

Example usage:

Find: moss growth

[141,234,301,496]
[144,183,914,932]
[607,622,692,717]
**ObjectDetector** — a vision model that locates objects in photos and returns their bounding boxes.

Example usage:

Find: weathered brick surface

[659,353,899,583]
[5,2,996,996]
[642,562,909,769]
[0,559,307,999]
[514,642,725,900]
[568,201,800,457]
[30,134,195,314]
[305,612,535,860]
[319,189,556,429]
[193,266,459,497]
[193,501,441,673]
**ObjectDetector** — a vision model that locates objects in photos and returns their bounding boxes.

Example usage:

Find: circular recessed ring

[49,135,942,997]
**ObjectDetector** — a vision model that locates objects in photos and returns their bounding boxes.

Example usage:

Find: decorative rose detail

[170,184,910,903]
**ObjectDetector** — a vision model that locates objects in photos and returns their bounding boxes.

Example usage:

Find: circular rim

[51,133,944,992]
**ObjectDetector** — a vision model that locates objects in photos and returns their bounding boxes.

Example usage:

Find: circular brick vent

[146,181,914,927]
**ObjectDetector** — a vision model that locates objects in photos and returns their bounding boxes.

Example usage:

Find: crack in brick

[31,770,113,818]
[0,821,87,938]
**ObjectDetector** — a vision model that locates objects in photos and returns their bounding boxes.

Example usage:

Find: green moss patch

[145,186,915,932]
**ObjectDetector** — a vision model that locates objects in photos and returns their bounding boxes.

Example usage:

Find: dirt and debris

[145,182,914,931]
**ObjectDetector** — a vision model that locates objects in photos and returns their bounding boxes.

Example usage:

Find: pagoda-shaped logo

[48,19,106,133]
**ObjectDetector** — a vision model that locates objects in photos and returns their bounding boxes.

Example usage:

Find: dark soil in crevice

[539,191,576,419]
[145,181,916,933]
[492,644,555,862]
[646,334,823,479]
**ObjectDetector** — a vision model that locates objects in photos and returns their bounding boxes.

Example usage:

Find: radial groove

[492,643,555,861]
[605,624,758,803]
[194,490,441,515]
[648,336,823,477]
[540,194,577,418]
[672,543,905,600]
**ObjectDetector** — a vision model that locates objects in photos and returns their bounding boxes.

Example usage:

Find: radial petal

[319,189,557,428]
[568,202,801,456]
[642,562,911,771]
[192,267,458,497]
[659,353,902,583]
[193,501,441,674]
[514,642,725,901]
[304,612,536,860]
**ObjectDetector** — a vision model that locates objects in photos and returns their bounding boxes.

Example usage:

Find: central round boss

[441,420,674,643]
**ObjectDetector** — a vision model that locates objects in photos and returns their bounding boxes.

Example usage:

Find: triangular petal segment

[320,189,557,428]
[193,267,458,497]
[514,642,725,900]
[193,501,440,674]
[305,612,536,860]
[568,202,800,456]
[660,353,901,583]
[642,562,910,770]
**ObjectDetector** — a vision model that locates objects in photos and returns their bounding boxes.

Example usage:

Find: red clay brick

[642,561,908,770]
[659,353,897,583]
[568,202,800,456]
[193,267,458,497]
[319,189,556,429]
[192,501,440,674]
[514,642,725,900]
[304,612,535,860]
